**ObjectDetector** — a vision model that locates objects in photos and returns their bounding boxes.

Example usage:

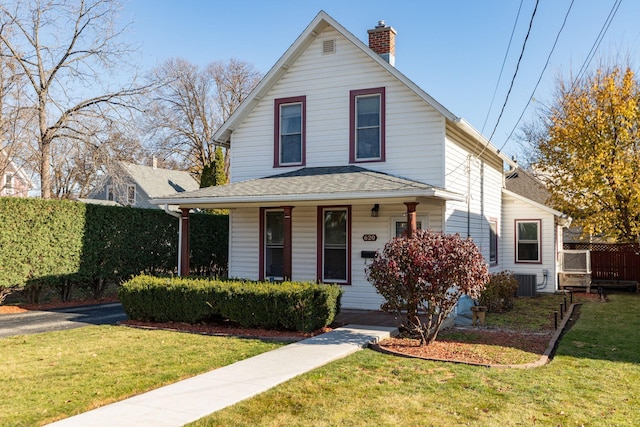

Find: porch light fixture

[371,203,379,217]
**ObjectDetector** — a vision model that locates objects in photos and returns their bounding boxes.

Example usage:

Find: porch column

[404,202,419,238]
[282,206,294,280]
[179,208,190,276]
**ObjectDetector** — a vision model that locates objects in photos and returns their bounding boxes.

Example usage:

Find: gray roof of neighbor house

[119,162,200,198]
[151,166,464,208]
[505,167,551,206]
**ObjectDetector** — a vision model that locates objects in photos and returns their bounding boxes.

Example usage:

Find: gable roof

[152,166,464,208]
[117,162,199,198]
[212,10,516,169]
[505,167,551,206]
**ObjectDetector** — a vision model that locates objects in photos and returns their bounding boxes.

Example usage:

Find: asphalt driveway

[0,303,127,338]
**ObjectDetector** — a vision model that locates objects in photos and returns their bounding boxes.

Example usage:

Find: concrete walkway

[47,325,396,427]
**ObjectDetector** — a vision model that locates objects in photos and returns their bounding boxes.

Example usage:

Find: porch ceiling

[152,166,464,209]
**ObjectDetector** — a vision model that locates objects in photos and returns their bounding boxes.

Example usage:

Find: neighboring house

[0,150,31,197]
[85,160,199,209]
[153,11,571,309]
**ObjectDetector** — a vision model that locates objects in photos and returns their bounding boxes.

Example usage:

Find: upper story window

[127,184,136,206]
[350,87,385,163]
[274,96,306,167]
[516,220,541,263]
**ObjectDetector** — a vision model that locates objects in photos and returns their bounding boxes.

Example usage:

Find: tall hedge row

[0,197,228,301]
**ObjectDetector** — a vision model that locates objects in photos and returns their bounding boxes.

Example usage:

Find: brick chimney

[368,20,396,66]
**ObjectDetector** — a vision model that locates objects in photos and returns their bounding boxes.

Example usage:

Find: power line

[498,0,576,153]
[487,0,540,142]
[572,0,623,87]
[481,0,525,133]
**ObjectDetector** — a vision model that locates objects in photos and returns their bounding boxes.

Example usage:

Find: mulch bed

[376,328,554,365]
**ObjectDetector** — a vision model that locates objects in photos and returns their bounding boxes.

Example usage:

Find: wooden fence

[563,243,640,283]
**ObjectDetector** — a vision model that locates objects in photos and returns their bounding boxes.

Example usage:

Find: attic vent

[322,39,336,55]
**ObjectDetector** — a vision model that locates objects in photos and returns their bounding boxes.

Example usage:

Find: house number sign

[362,234,377,241]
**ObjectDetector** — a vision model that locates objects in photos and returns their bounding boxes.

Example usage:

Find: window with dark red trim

[317,206,351,284]
[350,87,385,163]
[259,208,285,280]
[274,96,306,167]
[489,219,498,265]
[515,219,541,263]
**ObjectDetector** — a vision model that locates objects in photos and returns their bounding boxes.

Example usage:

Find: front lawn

[192,293,640,426]
[0,326,283,426]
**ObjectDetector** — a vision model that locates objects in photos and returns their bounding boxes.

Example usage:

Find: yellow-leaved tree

[534,66,640,243]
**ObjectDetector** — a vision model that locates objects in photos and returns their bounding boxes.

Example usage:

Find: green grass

[483,291,596,331]
[191,293,640,426]
[0,326,283,426]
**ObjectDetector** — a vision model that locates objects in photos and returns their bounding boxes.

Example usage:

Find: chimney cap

[376,20,386,28]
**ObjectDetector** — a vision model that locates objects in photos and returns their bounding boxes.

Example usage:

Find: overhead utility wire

[497,0,575,153]
[572,0,623,87]
[444,0,539,178]
[487,0,540,143]
[481,0,525,133]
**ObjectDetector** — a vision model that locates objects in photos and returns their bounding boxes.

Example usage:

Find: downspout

[163,204,182,275]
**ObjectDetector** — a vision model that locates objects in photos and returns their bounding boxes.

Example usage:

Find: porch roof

[151,166,464,208]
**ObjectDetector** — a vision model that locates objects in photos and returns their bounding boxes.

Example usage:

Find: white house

[153,11,570,309]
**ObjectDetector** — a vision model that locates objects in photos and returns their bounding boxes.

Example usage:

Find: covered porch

[152,166,464,303]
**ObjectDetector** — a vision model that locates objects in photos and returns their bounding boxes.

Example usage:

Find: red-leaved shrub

[366,229,489,345]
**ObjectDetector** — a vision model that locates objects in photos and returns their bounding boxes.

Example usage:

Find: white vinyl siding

[230,26,445,187]
[228,201,444,310]
[501,192,559,292]
[443,135,503,264]
[228,209,260,279]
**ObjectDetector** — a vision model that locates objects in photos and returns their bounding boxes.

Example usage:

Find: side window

[350,87,385,163]
[274,96,305,167]
[489,219,498,264]
[516,220,541,263]
[392,216,427,238]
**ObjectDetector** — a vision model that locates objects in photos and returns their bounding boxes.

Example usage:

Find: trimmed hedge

[0,197,228,302]
[119,275,343,333]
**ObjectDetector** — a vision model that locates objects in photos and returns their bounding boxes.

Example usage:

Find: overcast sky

[120,0,640,159]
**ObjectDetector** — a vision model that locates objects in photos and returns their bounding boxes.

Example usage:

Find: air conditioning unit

[559,250,591,273]
[514,274,537,297]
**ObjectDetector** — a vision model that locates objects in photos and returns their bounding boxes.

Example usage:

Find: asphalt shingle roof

[153,166,455,203]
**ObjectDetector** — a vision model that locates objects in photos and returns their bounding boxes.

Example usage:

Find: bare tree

[144,57,261,177]
[0,37,32,186]
[0,0,149,198]
[51,119,145,198]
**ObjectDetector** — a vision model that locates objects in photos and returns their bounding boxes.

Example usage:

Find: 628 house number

[362,234,377,241]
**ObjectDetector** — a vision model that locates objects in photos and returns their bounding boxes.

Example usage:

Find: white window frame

[354,94,382,161]
[106,185,114,201]
[4,174,13,195]
[515,219,541,263]
[127,184,136,206]
[390,215,428,238]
